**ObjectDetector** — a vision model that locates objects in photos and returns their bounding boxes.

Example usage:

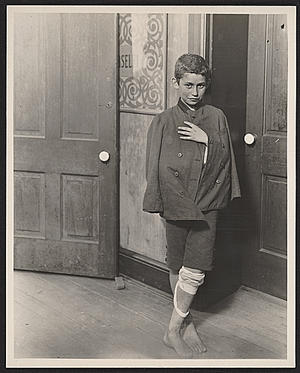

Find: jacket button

[216,179,221,184]
[177,152,183,158]
[174,171,179,177]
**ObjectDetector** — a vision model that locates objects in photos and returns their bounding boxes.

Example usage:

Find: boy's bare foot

[163,329,193,358]
[183,315,207,354]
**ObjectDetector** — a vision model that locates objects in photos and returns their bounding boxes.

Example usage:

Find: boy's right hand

[178,121,208,145]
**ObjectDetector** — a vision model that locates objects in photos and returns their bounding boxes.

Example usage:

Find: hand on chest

[161,110,230,171]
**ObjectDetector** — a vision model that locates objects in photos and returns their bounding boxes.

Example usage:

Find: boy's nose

[192,86,198,96]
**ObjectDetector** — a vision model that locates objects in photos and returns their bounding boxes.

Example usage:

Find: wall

[119,13,205,263]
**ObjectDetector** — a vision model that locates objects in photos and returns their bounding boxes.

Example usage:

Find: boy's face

[173,73,207,107]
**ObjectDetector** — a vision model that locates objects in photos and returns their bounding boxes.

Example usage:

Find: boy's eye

[184,83,206,89]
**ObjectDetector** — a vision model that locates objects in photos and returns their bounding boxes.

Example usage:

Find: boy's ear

[171,77,179,89]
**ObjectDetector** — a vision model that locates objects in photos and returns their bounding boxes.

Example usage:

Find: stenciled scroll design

[119,13,165,113]
[119,13,132,47]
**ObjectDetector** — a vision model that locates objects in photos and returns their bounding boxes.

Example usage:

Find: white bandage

[173,266,206,318]
[178,266,205,295]
[174,281,190,318]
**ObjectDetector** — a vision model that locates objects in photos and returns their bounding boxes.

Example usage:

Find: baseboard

[119,241,242,311]
[119,247,172,294]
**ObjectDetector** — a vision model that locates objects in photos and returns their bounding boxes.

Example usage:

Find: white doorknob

[99,151,110,162]
[244,133,257,145]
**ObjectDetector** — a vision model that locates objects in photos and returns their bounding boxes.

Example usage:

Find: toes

[192,344,200,355]
[190,340,207,354]
[197,344,207,354]
[188,342,197,352]
[190,342,207,357]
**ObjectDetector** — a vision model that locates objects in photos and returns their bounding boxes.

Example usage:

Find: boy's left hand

[178,121,208,145]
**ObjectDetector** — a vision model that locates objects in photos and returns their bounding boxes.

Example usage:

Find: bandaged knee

[173,266,205,318]
[178,266,205,295]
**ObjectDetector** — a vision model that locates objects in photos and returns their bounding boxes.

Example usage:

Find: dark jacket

[143,100,241,220]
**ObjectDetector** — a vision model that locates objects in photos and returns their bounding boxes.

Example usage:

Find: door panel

[14,13,118,279]
[14,14,46,138]
[262,176,287,256]
[242,14,287,299]
[14,171,46,239]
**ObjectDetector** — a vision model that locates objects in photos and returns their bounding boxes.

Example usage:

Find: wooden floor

[14,270,287,359]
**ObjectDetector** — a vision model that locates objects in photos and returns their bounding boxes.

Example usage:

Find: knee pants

[165,210,218,272]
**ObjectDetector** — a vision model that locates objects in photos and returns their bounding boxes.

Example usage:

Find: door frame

[99,13,120,279]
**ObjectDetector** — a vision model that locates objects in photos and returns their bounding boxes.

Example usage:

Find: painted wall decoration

[119,13,166,113]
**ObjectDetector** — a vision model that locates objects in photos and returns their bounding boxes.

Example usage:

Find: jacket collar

[177,98,205,113]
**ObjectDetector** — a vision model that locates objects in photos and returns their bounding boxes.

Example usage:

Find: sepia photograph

[6,4,296,368]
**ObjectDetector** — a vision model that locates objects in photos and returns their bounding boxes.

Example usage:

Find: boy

[143,54,241,358]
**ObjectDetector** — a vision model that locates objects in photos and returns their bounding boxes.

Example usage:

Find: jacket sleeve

[142,115,164,213]
[223,113,242,200]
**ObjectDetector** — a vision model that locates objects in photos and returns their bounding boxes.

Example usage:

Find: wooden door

[242,14,287,299]
[13,13,118,279]
[201,14,248,307]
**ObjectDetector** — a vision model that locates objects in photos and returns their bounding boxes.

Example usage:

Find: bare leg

[164,283,194,358]
[169,270,178,293]
[183,314,207,353]
[167,270,207,355]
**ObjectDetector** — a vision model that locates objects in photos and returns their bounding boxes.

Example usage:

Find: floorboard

[13,270,287,359]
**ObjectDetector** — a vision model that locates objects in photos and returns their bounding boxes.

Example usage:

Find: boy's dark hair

[174,54,211,86]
